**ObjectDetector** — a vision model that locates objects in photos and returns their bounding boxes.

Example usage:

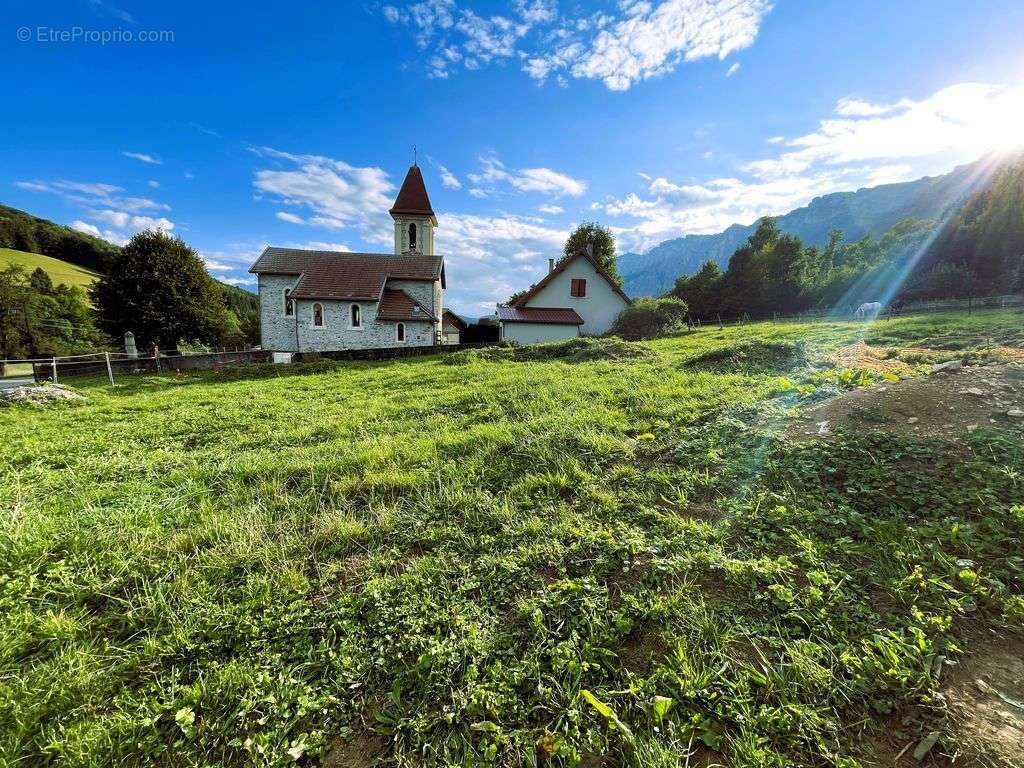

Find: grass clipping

[445,336,657,365]
[682,340,809,374]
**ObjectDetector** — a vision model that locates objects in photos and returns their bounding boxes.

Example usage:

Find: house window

[396,322,405,342]
[283,287,294,316]
[312,303,324,328]
[408,223,417,250]
[570,278,587,297]
[350,303,361,328]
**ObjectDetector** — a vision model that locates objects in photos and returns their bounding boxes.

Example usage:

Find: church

[249,165,451,352]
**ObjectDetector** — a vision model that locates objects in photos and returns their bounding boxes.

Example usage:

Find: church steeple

[390,164,437,255]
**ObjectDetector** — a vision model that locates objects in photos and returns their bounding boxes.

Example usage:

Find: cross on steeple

[413,144,417,167]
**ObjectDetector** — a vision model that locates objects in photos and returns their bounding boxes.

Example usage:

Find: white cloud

[439,164,462,189]
[746,83,1024,178]
[70,220,101,237]
[251,146,394,227]
[70,220,129,245]
[386,0,772,90]
[18,178,175,244]
[467,154,586,197]
[123,151,162,165]
[527,0,771,90]
[276,211,305,224]
[726,61,741,77]
[435,212,568,315]
[147,180,160,188]
[538,203,564,214]
[598,81,1024,253]
[93,209,175,231]
[288,241,352,252]
[834,97,903,117]
[15,179,169,212]
[202,257,233,272]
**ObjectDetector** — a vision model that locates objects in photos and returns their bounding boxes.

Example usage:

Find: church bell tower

[389,164,437,256]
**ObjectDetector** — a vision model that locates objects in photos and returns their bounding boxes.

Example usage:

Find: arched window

[408,222,417,250]
[396,322,405,342]
[312,303,324,328]
[350,303,361,328]
[283,287,293,316]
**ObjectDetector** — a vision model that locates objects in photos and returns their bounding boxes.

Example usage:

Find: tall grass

[1,310,1021,767]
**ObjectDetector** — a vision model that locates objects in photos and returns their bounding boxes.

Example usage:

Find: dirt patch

[618,625,672,675]
[944,631,1024,767]
[310,553,370,607]
[788,363,1024,441]
[322,730,390,768]
[0,383,85,406]
[833,341,917,377]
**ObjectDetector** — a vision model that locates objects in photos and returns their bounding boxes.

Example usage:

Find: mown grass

[1,309,1022,767]
[0,248,100,289]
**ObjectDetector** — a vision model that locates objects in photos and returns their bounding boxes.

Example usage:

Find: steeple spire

[390,165,434,218]
[390,164,437,255]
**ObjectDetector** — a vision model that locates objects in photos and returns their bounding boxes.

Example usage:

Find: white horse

[854,301,883,320]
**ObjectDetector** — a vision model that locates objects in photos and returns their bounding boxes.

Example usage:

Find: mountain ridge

[618,158,997,297]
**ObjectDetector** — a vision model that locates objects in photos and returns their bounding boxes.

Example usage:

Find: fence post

[52,357,58,384]
[105,352,115,388]
[717,313,723,329]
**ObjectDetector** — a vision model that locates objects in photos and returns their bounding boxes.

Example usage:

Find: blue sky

[5,0,1024,315]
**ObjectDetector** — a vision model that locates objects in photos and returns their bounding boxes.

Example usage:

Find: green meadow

[1,310,1022,767]
[0,248,101,290]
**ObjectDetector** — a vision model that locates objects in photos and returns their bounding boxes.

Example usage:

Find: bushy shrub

[610,297,689,340]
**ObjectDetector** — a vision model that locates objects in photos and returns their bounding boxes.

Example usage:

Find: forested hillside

[671,156,1024,319]
[907,157,1024,298]
[0,205,260,355]
[0,204,118,274]
[620,157,998,296]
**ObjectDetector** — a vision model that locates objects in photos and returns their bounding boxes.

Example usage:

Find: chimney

[585,242,594,258]
[548,258,555,273]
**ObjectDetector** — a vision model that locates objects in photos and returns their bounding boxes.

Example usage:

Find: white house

[497,251,631,344]
[441,309,466,344]
[249,164,446,352]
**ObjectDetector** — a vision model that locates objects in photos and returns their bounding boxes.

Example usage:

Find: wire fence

[685,293,1024,328]
[0,348,269,388]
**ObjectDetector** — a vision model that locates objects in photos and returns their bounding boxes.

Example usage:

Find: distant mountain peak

[618,157,997,297]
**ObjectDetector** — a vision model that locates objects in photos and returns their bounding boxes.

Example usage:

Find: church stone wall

[258,274,300,351]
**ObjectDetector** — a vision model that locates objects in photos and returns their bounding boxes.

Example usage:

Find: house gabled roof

[496,306,583,325]
[442,308,467,329]
[249,247,445,300]
[511,251,631,308]
[376,289,437,322]
[389,165,435,218]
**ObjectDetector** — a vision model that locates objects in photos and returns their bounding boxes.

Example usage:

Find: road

[0,377,34,390]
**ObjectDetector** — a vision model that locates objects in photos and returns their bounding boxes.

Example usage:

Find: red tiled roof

[376,289,436,321]
[511,251,631,308]
[496,306,583,325]
[249,248,445,299]
[389,165,435,217]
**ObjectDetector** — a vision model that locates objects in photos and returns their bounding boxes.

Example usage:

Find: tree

[0,265,107,357]
[563,222,623,288]
[610,297,689,340]
[92,230,229,350]
[29,267,55,295]
[671,260,722,317]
